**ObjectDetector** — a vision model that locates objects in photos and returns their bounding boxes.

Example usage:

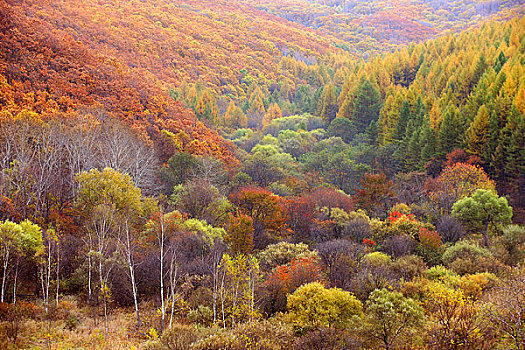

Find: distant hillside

[242,0,525,54]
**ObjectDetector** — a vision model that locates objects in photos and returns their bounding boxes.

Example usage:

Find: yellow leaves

[516,88,525,115]
[146,327,159,341]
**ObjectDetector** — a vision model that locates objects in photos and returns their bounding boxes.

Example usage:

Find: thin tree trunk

[159,215,165,333]
[87,237,92,302]
[13,259,19,305]
[168,256,177,330]
[1,249,10,303]
[98,245,108,336]
[125,223,140,327]
[213,262,218,324]
[220,270,226,328]
[483,221,490,246]
[56,239,60,308]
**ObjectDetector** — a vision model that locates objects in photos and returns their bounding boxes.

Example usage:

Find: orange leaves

[428,162,495,212]
[0,0,239,167]
[387,210,415,224]
[225,212,254,256]
[265,257,323,295]
[418,227,443,250]
[230,187,288,237]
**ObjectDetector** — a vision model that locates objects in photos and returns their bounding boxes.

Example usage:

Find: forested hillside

[243,0,525,53]
[1,0,525,349]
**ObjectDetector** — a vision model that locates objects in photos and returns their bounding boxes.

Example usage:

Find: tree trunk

[56,240,60,308]
[1,249,10,303]
[483,221,490,247]
[159,216,165,333]
[125,223,140,328]
[13,258,19,304]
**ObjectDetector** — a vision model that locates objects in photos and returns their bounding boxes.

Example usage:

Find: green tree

[328,117,357,144]
[452,189,513,246]
[352,78,382,134]
[395,100,411,140]
[438,107,463,157]
[317,83,338,123]
[364,288,426,350]
[287,282,363,329]
[160,152,200,190]
[0,220,43,304]
[0,220,22,303]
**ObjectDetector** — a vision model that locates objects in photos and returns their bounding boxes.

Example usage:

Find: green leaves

[364,288,425,349]
[452,189,512,246]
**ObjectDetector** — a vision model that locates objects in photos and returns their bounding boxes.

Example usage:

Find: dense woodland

[1,0,525,349]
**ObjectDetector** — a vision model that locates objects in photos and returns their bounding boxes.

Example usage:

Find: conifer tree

[467,105,490,158]
[352,78,381,134]
[317,83,338,123]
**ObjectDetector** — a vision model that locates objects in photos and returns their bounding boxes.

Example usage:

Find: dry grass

[1,297,158,350]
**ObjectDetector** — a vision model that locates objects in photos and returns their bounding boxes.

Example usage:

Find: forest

[1,0,525,349]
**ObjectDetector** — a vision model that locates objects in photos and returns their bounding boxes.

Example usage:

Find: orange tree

[428,163,495,214]
[230,187,287,249]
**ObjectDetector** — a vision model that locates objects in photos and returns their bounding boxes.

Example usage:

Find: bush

[258,242,317,271]
[144,324,199,350]
[382,235,416,258]
[361,252,391,267]
[287,282,363,330]
[458,272,498,300]
[426,265,460,288]
[293,328,362,350]
[188,305,213,326]
[435,215,465,243]
[442,241,502,275]
[500,225,525,265]
[391,255,427,281]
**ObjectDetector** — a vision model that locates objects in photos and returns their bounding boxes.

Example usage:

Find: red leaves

[363,238,376,246]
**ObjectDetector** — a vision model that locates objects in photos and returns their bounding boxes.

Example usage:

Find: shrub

[363,289,426,350]
[442,241,502,275]
[391,255,427,281]
[382,235,417,258]
[426,265,460,288]
[258,242,318,271]
[435,215,466,243]
[293,328,362,350]
[188,305,213,326]
[287,282,363,330]
[459,272,498,300]
[417,227,444,266]
[144,324,199,350]
[500,225,525,265]
[361,252,391,267]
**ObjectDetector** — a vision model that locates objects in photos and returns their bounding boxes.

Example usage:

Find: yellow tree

[262,103,282,126]
[467,105,490,158]
[224,101,247,129]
